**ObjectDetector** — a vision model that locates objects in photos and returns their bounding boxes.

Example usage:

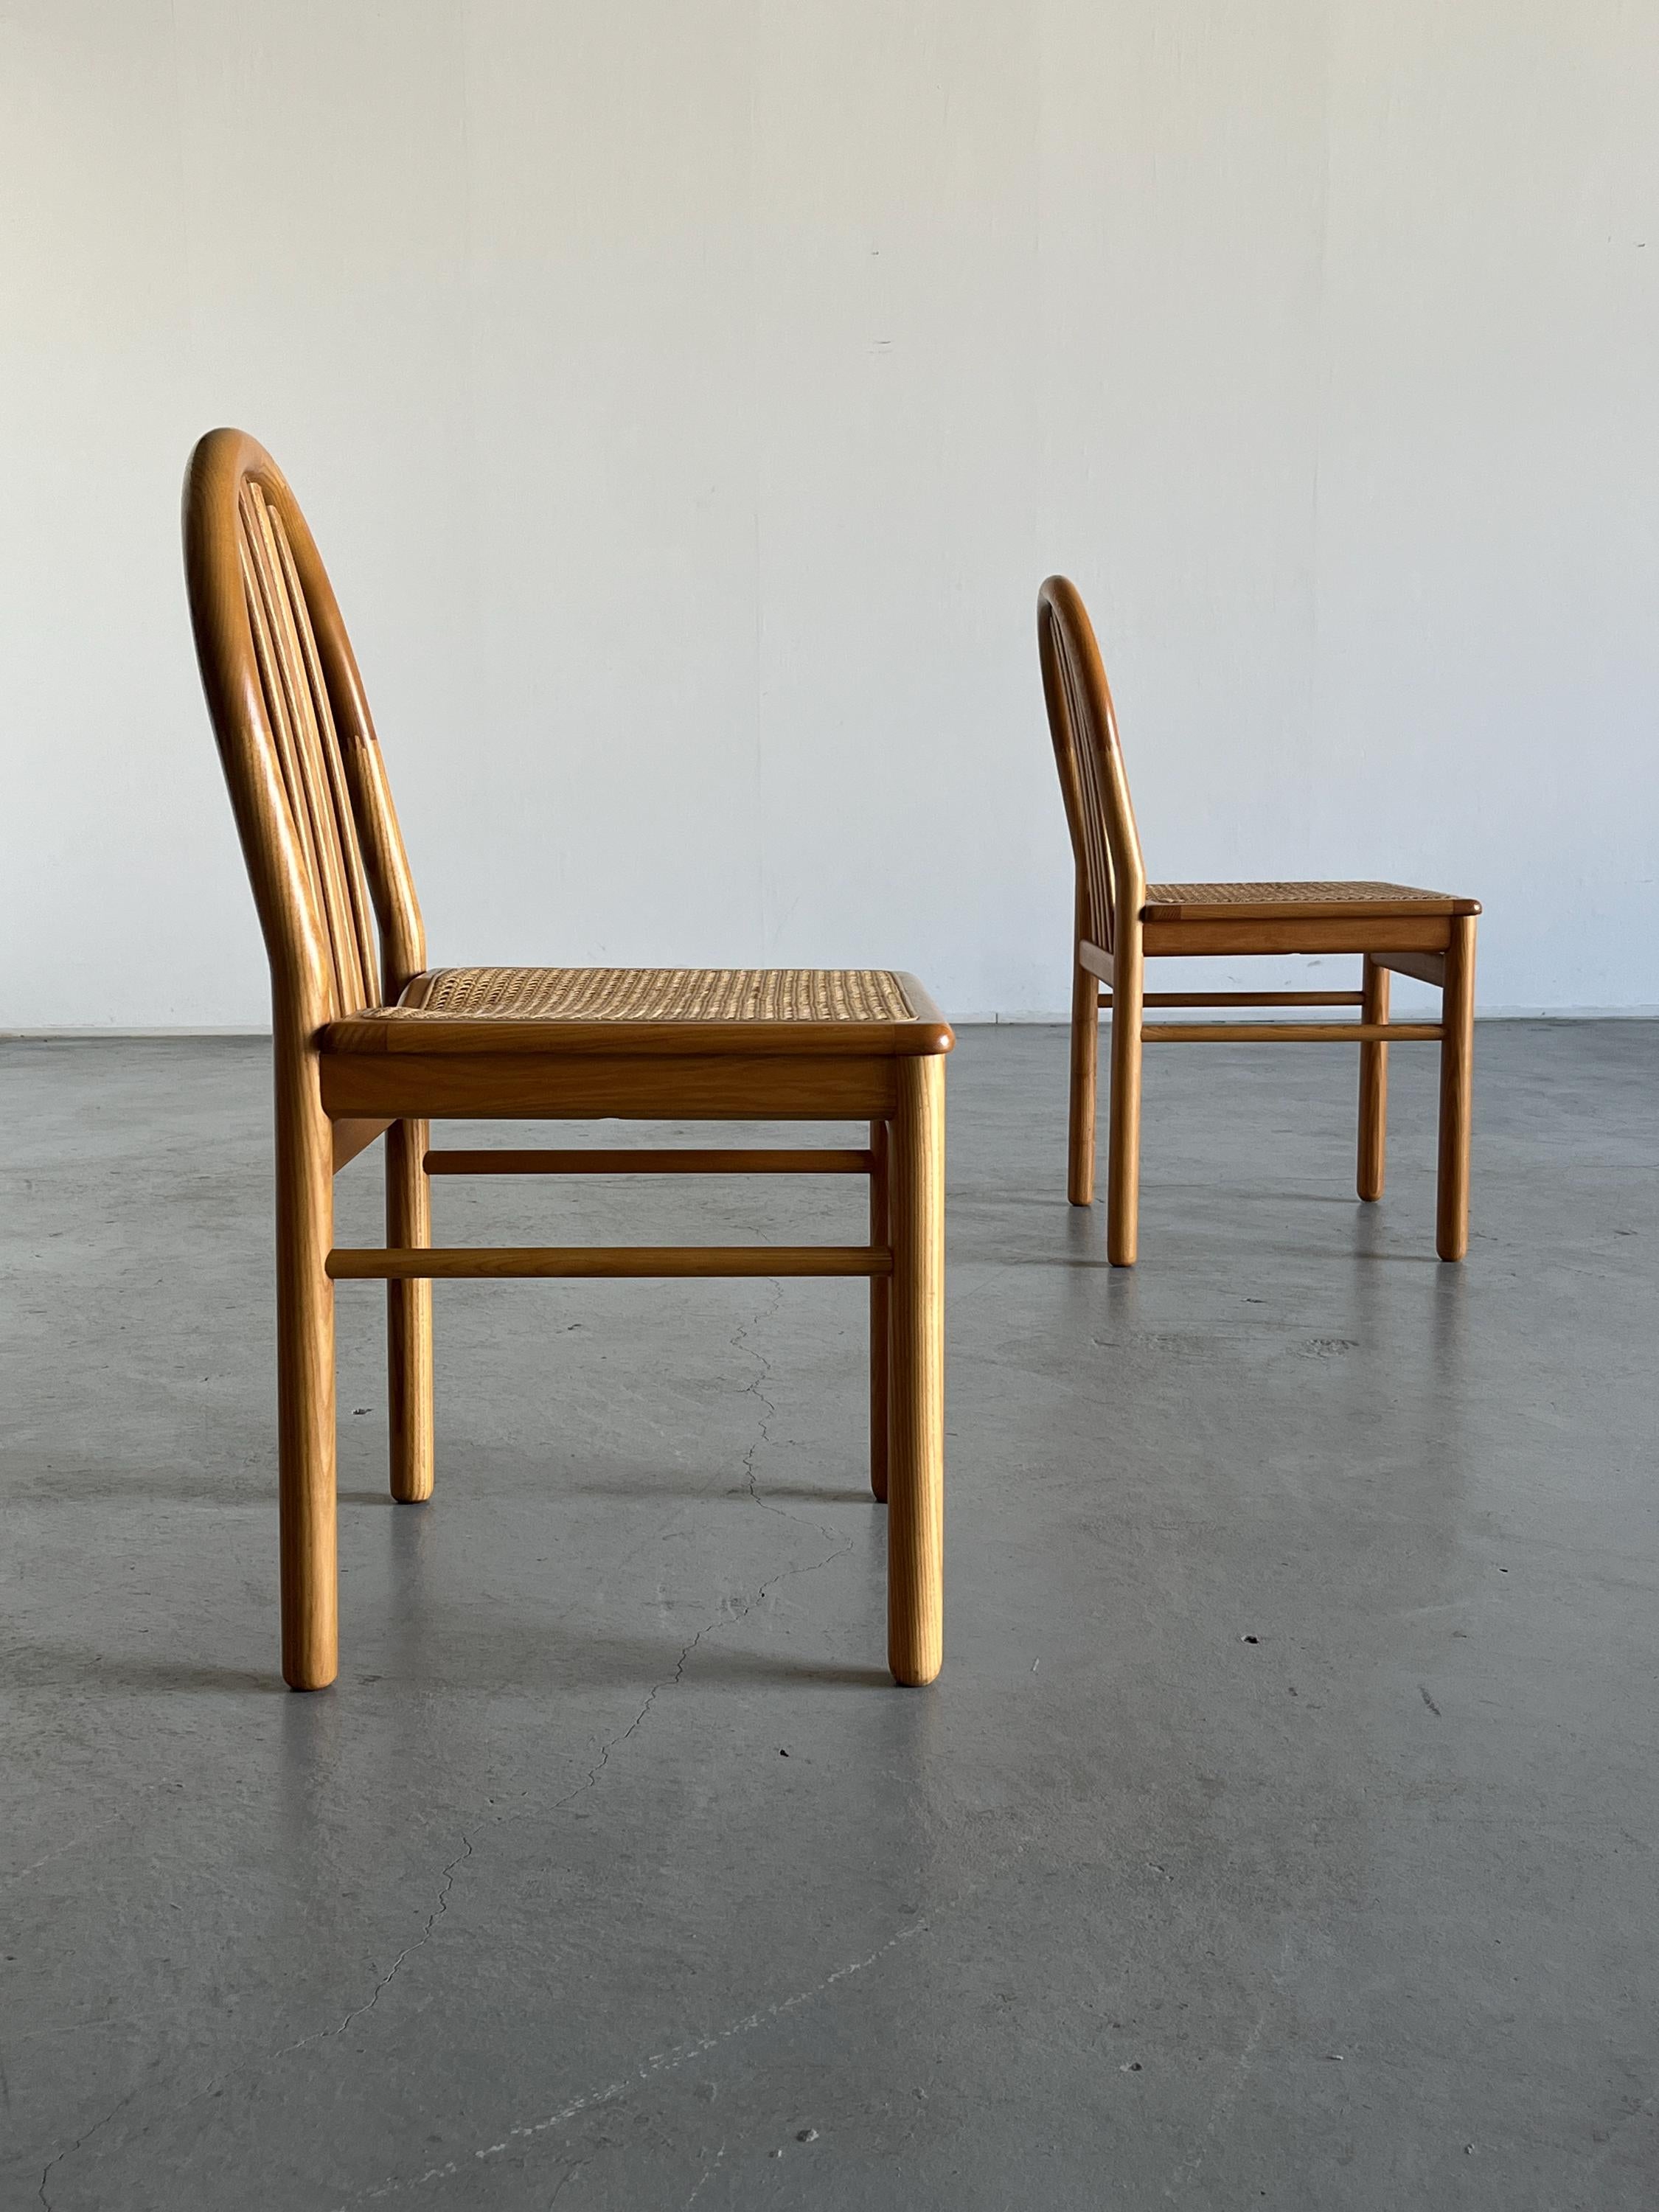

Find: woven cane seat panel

[394,967,915,1025]
[1147,881,1449,908]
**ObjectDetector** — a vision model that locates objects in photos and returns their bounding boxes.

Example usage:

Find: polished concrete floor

[2,1022,1655,2211]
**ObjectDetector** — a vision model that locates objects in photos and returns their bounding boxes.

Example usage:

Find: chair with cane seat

[1038,574,1478,1265]
[184,428,950,1692]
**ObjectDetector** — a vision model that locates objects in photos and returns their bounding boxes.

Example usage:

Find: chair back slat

[238,480,370,1015]
[1037,577,1146,954]
[265,493,381,998]
[185,431,426,1032]
[237,524,322,920]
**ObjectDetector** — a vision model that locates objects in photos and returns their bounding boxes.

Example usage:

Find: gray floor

[2,1023,1655,2211]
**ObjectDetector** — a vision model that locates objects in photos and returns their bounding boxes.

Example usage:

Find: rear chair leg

[1357,956,1389,1201]
[1068,951,1098,1205]
[1106,939,1143,1266]
[869,1119,890,1503]
[386,1118,434,1501]
[888,1057,945,1686]
[1436,917,1476,1261]
[276,1065,338,1690]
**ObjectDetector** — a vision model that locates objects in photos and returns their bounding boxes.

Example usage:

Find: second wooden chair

[1038,575,1479,1265]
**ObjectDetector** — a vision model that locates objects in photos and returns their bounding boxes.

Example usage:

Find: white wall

[2,1,1655,1026]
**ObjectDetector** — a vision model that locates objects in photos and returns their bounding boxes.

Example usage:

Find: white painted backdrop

[2,1,1655,1024]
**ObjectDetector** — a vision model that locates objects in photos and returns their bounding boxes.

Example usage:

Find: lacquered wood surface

[887,1055,945,1686]
[330,1117,392,1172]
[424,1148,874,1176]
[385,1119,434,1503]
[1357,959,1390,1203]
[1139,917,1458,958]
[869,1119,891,1505]
[274,1037,338,1691]
[328,1245,894,1280]
[1436,917,1477,1260]
[319,1050,902,1124]
[1142,1021,1441,1044]
[327,1010,952,1060]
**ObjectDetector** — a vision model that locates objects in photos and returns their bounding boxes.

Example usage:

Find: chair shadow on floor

[560,1479,875,1506]
[362,1640,894,1696]
[4,1642,285,1695]
[369,1594,899,1692]
[1001,1190,1454,1268]
[597,1640,893,1691]
[10,1628,890,1697]
[5,1458,273,1507]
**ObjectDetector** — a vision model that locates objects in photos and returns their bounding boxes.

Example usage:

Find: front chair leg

[1067,950,1099,1205]
[1436,917,1477,1260]
[386,1118,434,1502]
[1357,956,1390,1201]
[887,1056,945,1686]
[276,1068,338,1690]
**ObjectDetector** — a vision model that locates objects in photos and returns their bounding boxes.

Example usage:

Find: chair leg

[1106,935,1143,1266]
[1357,956,1389,1202]
[1436,917,1477,1261]
[386,1118,434,1502]
[1067,950,1098,1205]
[888,1056,945,1686]
[869,1119,890,1503]
[276,1059,338,1691]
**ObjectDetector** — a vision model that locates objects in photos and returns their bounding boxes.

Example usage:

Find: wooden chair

[184,428,950,1692]
[1037,575,1478,1266]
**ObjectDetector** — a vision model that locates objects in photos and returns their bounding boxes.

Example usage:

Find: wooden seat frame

[1038,576,1479,1266]
[184,430,950,1692]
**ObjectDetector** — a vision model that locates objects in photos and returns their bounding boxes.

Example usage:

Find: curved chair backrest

[183,429,425,1031]
[1037,576,1145,956]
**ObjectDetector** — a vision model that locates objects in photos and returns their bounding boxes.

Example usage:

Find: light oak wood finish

[386,1118,434,1503]
[1436,916,1477,1261]
[1067,898,1098,1208]
[1105,990,1365,1010]
[331,1117,394,1172]
[319,1049,902,1124]
[186,428,951,1691]
[423,1148,874,1175]
[1138,916,1456,958]
[1039,576,1479,1265]
[887,1055,945,1686]
[275,1035,338,1691]
[1144,1021,1441,1045]
[1357,958,1390,1203]
[869,1119,891,1505]
[1376,951,1447,990]
[1107,905,1145,1267]
[327,1246,893,1281]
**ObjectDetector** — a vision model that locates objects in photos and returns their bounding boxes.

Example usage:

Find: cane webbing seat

[397,966,916,1024]
[322,966,947,1062]
[1144,882,1479,922]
